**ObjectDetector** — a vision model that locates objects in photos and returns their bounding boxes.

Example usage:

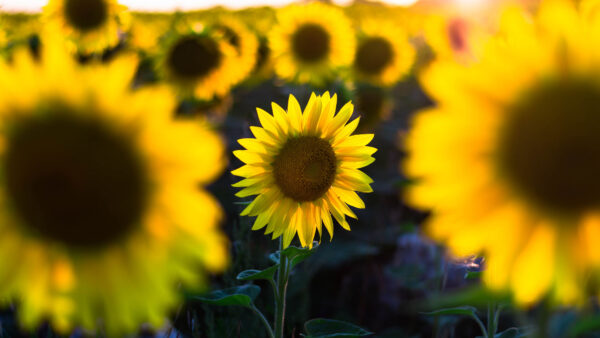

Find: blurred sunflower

[43,0,129,54]
[269,3,355,86]
[232,92,376,248]
[0,45,228,333]
[212,16,259,85]
[406,1,600,305]
[423,14,481,62]
[352,20,415,86]
[128,15,168,54]
[157,24,238,100]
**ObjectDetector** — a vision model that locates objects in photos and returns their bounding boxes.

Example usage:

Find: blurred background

[0,0,575,337]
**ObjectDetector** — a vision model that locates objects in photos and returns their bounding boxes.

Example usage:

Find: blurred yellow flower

[269,3,355,86]
[0,45,228,333]
[157,23,239,100]
[43,0,129,54]
[233,92,376,248]
[405,1,600,305]
[212,15,259,85]
[352,20,415,86]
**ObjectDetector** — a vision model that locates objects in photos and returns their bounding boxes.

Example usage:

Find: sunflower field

[3,0,600,337]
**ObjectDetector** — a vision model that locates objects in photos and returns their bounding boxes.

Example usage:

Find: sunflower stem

[274,238,289,338]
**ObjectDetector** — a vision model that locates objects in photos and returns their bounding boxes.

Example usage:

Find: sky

[0,0,420,12]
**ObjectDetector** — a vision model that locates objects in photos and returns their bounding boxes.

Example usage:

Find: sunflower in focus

[406,1,600,305]
[212,16,259,85]
[0,45,228,333]
[43,0,129,54]
[269,3,355,86]
[233,92,376,248]
[157,24,238,100]
[352,20,415,86]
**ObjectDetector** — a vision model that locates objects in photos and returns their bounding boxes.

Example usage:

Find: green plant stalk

[274,238,289,338]
[250,304,275,338]
[487,302,496,338]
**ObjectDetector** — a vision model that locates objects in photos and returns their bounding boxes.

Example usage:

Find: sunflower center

[354,37,394,75]
[292,24,330,63]
[167,36,222,80]
[498,78,600,215]
[273,136,337,202]
[64,0,108,32]
[4,111,148,249]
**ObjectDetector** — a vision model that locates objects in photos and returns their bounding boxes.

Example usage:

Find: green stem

[250,304,276,338]
[487,302,496,338]
[471,314,488,338]
[274,238,289,338]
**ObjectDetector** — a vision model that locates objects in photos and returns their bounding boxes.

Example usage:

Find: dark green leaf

[237,265,279,281]
[304,318,373,338]
[194,285,260,308]
[269,252,280,264]
[421,286,510,309]
[567,314,600,336]
[464,271,482,280]
[281,243,318,269]
[422,306,478,317]
[476,328,526,338]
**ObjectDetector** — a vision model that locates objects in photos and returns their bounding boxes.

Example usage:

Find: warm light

[0,0,419,12]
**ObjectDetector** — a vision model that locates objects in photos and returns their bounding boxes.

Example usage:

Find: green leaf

[421,286,510,309]
[304,318,373,338]
[464,271,482,280]
[476,328,525,338]
[422,306,478,317]
[269,252,280,264]
[281,243,318,269]
[237,265,279,281]
[567,314,600,336]
[194,285,260,308]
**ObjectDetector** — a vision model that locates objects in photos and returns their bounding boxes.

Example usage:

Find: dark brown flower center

[354,37,394,75]
[498,78,600,215]
[167,36,222,80]
[65,0,108,32]
[3,109,148,249]
[273,136,337,202]
[292,24,330,63]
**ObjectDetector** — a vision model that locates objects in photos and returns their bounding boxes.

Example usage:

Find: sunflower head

[158,24,238,100]
[352,20,415,86]
[269,3,355,86]
[0,44,228,333]
[233,92,376,248]
[211,16,259,85]
[43,0,129,54]
[406,1,600,305]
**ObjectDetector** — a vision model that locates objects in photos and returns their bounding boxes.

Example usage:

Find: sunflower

[128,15,168,54]
[0,45,228,333]
[211,16,259,85]
[405,1,600,305]
[43,0,129,54]
[352,20,415,86]
[232,92,376,248]
[157,23,238,100]
[269,3,355,86]
[422,14,484,63]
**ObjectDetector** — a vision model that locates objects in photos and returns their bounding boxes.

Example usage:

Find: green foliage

[237,265,279,281]
[304,318,373,338]
[423,306,479,317]
[195,285,260,308]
